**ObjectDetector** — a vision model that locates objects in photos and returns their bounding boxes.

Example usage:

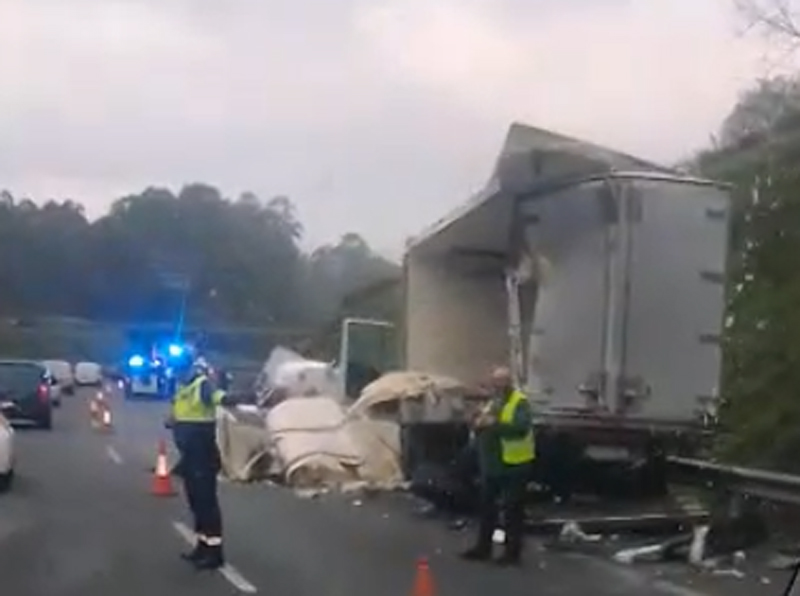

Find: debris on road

[559,521,602,544]
[217,366,474,496]
[768,553,800,570]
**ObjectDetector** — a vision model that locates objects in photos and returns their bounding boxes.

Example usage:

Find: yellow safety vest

[499,389,535,465]
[172,375,222,423]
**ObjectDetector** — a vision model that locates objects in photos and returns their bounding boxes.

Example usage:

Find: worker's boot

[495,536,522,567]
[180,541,206,562]
[494,551,522,567]
[193,540,225,570]
[459,545,492,562]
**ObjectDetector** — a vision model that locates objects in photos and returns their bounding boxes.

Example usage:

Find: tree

[301,233,400,325]
[736,0,800,45]
[692,2,800,470]
[697,74,800,471]
[718,76,800,147]
[716,163,800,470]
[0,185,397,337]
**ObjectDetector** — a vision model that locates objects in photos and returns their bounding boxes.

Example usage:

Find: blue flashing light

[168,344,184,357]
[128,355,145,368]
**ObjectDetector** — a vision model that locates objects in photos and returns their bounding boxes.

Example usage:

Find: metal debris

[559,521,602,543]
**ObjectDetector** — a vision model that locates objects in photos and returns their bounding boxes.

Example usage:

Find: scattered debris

[688,525,710,566]
[612,534,695,565]
[614,544,664,564]
[559,521,602,544]
[711,568,745,579]
[768,553,800,570]
[294,487,328,499]
[448,518,468,531]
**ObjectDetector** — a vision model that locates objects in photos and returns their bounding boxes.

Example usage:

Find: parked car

[42,360,75,396]
[44,368,62,407]
[0,411,14,492]
[75,361,103,387]
[0,360,55,429]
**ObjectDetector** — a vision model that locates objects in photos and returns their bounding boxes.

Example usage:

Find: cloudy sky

[0,0,781,256]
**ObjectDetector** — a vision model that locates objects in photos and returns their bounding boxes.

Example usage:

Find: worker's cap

[489,365,513,389]
[490,365,511,383]
[192,357,210,372]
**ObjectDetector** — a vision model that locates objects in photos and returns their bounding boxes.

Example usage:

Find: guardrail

[668,456,800,506]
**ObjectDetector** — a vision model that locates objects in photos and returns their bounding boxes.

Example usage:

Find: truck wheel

[639,439,667,497]
[39,414,52,430]
[0,469,14,492]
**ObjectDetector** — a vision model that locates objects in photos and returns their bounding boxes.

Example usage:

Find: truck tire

[39,413,52,430]
[640,439,668,497]
[0,469,14,492]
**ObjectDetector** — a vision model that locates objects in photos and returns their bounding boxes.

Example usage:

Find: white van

[42,360,75,395]
[75,362,103,387]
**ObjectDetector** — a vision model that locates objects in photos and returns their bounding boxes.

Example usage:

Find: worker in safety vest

[167,358,228,570]
[460,365,534,566]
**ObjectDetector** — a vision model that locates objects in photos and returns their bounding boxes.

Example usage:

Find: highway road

[0,387,722,596]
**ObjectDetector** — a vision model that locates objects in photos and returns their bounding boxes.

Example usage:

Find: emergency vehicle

[122,340,195,400]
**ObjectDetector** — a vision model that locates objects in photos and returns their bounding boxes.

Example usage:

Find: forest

[0,185,398,330]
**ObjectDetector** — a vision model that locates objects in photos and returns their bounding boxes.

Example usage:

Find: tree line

[695,0,800,471]
[0,185,399,330]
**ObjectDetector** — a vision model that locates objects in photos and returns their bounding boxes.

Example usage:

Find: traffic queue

[0,347,234,571]
[0,357,105,492]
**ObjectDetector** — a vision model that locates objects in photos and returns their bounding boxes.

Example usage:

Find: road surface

[0,387,731,596]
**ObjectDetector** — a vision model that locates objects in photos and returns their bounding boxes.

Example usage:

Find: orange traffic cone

[411,557,435,596]
[99,402,113,432]
[151,439,176,497]
[89,397,99,427]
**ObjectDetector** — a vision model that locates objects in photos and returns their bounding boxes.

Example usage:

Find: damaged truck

[399,123,731,500]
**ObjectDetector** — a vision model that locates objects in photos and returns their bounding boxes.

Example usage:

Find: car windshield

[0,363,43,392]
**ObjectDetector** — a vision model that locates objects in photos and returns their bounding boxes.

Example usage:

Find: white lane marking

[106,445,123,465]
[173,520,195,543]
[219,564,259,593]
[652,580,711,596]
[172,521,257,593]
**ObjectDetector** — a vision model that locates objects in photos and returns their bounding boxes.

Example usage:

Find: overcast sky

[0,0,781,256]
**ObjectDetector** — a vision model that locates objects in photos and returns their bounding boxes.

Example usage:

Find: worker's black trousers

[175,424,223,539]
[473,466,530,557]
[184,466,222,538]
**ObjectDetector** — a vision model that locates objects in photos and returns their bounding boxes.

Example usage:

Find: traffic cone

[411,557,435,596]
[89,397,99,427]
[151,439,176,497]
[99,402,113,432]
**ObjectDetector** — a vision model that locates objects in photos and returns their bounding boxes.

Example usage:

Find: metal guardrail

[669,456,800,506]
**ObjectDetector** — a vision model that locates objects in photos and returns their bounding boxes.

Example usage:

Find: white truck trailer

[404,123,731,496]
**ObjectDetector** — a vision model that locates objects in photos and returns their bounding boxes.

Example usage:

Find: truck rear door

[520,179,616,412]
[616,178,729,423]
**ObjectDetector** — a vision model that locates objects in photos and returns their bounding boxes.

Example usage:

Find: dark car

[0,360,55,430]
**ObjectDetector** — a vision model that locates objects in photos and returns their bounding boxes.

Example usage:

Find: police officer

[460,365,535,566]
[168,358,228,570]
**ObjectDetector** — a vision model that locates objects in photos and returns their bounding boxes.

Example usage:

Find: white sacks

[265,396,405,489]
[272,361,341,399]
[266,397,362,487]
